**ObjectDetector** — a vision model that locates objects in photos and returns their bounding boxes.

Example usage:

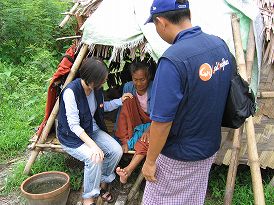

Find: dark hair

[129,61,151,80]
[79,57,108,88]
[152,0,190,24]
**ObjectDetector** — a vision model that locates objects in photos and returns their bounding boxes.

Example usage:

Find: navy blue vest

[57,78,107,148]
[161,27,233,161]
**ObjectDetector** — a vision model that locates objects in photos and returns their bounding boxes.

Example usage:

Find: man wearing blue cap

[142,0,233,204]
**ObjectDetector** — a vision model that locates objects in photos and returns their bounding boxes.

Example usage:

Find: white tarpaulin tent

[80,0,263,93]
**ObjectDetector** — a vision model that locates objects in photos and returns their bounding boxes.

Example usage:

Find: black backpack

[221,54,256,129]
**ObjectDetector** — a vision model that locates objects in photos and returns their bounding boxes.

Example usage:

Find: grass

[0,50,58,163]
[206,164,274,204]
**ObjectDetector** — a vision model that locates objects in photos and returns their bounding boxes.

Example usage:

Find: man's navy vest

[57,78,107,148]
[161,27,233,161]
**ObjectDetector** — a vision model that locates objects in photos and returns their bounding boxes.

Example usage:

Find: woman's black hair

[79,57,108,88]
[152,0,190,24]
[129,61,151,80]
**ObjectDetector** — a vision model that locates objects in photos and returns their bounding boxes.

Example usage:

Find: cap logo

[152,6,157,10]
[178,5,187,8]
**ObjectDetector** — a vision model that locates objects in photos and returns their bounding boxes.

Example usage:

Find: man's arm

[142,121,172,181]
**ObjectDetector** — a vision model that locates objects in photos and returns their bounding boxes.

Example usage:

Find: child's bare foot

[83,198,95,205]
[116,167,129,184]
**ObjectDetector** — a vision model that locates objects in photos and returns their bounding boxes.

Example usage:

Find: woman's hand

[121,93,133,102]
[89,145,104,163]
[140,127,150,143]
[140,131,149,143]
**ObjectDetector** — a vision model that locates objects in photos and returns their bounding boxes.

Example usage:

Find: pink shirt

[136,91,148,113]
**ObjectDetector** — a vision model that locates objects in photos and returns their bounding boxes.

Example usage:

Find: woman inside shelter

[115,61,153,184]
[57,57,133,205]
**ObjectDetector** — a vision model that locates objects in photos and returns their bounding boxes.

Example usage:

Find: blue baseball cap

[145,0,189,24]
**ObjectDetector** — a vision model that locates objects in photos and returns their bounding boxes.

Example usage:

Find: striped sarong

[142,153,216,205]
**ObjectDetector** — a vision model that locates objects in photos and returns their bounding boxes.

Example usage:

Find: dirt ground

[0,155,144,205]
[0,162,23,205]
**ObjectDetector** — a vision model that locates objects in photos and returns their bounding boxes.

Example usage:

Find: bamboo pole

[127,172,144,202]
[59,2,80,28]
[224,127,243,205]
[246,23,255,84]
[231,14,265,205]
[23,44,89,175]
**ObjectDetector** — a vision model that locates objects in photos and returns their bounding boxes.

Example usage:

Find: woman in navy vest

[57,57,132,205]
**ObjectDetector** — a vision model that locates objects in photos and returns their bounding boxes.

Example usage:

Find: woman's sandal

[100,189,115,203]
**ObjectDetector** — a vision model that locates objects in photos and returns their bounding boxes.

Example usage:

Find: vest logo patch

[199,58,230,81]
[199,63,212,81]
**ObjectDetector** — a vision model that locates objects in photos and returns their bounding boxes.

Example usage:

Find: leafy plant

[0,48,58,162]
[0,0,75,64]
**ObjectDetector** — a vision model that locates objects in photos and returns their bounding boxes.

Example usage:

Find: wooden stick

[56,35,82,41]
[246,23,255,84]
[35,143,62,149]
[257,91,274,98]
[59,2,80,28]
[224,127,243,205]
[127,172,144,202]
[268,176,274,187]
[40,148,65,153]
[61,12,74,15]
[23,44,89,175]
[231,13,265,205]
[127,150,135,155]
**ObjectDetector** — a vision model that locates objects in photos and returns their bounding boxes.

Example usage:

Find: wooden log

[231,14,265,205]
[224,127,243,205]
[23,44,89,175]
[59,2,80,28]
[245,23,255,84]
[127,172,144,202]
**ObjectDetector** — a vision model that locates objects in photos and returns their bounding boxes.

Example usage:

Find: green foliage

[0,0,74,64]
[206,165,274,204]
[0,49,58,162]
[1,163,29,194]
[2,154,83,194]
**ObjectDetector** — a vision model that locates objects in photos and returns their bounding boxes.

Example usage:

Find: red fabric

[115,96,151,155]
[134,130,149,155]
[36,44,76,136]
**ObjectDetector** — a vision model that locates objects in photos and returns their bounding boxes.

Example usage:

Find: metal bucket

[20,171,70,205]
